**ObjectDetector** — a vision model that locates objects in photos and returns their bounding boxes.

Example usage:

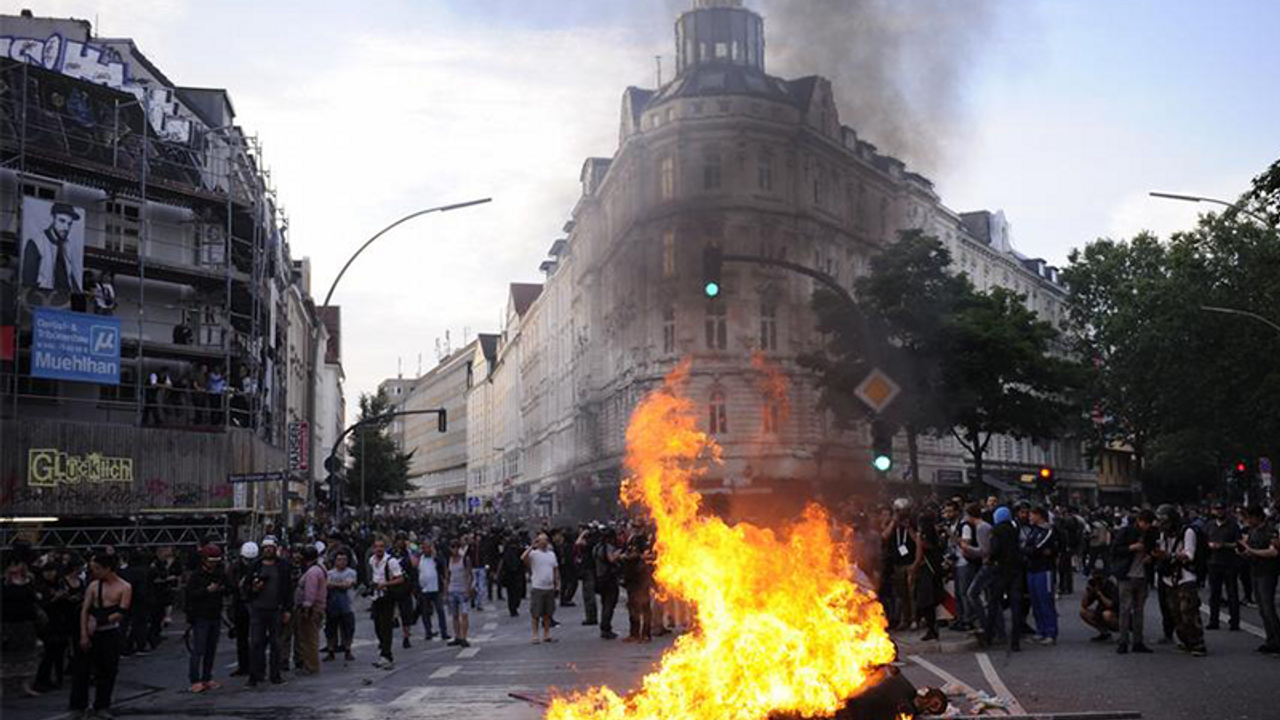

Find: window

[104,201,140,255]
[660,156,675,200]
[709,391,727,434]
[759,303,777,350]
[715,42,728,58]
[705,302,727,350]
[22,182,57,200]
[757,150,773,192]
[703,145,722,191]
[813,167,825,206]
[763,401,781,434]
[662,307,676,354]
[198,224,226,266]
[662,230,676,278]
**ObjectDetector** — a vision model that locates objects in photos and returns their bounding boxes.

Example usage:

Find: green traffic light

[873,455,892,472]
[704,281,720,298]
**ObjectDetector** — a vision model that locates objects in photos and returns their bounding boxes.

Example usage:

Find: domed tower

[675,0,766,76]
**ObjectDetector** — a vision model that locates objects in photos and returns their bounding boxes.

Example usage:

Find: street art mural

[1,31,192,143]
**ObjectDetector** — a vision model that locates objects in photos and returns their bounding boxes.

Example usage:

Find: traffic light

[438,409,448,433]
[871,421,893,473]
[1231,460,1248,482]
[1038,466,1057,495]
[702,245,722,298]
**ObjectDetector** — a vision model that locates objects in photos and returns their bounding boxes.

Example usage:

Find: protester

[524,532,560,644]
[1239,505,1280,653]
[498,532,527,617]
[444,540,473,648]
[228,542,258,676]
[325,551,358,661]
[595,527,623,640]
[1079,570,1120,642]
[1204,502,1242,631]
[1154,505,1207,656]
[294,546,327,675]
[414,542,449,642]
[1025,506,1060,645]
[367,538,404,669]
[1111,509,1156,654]
[246,536,293,686]
[70,552,132,717]
[623,523,654,643]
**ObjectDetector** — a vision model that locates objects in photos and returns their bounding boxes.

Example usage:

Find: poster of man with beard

[21,198,86,295]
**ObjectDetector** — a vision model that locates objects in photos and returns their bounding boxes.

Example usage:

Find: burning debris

[546,362,896,720]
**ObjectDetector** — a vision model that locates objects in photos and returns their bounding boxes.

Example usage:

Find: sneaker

[1157,635,1174,645]
[1036,636,1057,646]
[1256,644,1280,654]
[601,631,618,640]
[372,658,389,668]
[95,711,116,720]
[1190,648,1207,657]
[1132,644,1153,654]
[459,639,471,648]
[1115,642,1129,655]
[190,683,207,694]
[270,677,285,685]
[247,679,260,689]
[205,681,221,691]
[447,638,462,647]
[323,652,335,662]
[403,637,412,649]
[1090,632,1113,643]
[380,661,395,671]
[1229,625,1242,632]
[230,668,248,677]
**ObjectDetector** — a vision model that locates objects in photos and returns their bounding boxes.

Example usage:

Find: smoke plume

[764,0,1010,174]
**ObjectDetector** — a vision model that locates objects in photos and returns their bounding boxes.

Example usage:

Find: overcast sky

[19,0,1280,413]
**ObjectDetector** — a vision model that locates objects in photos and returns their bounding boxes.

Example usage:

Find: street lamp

[315,199,490,523]
[1149,191,1271,226]
[1200,305,1280,335]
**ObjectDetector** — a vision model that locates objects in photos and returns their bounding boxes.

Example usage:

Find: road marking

[483,622,498,630]
[429,664,461,679]
[391,687,437,706]
[906,654,979,697]
[471,633,494,642]
[1199,607,1267,639]
[977,651,1027,716]
[458,646,481,659]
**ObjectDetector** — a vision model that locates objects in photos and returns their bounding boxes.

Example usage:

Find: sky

[11,0,1280,413]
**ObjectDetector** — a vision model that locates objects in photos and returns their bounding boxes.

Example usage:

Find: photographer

[227,543,258,677]
[1153,505,1206,656]
[1238,505,1279,653]
[575,525,600,627]
[622,522,654,643]
[245,537,292,687]
[1111,509,1156,654]
[595,527,623,640]
[881,500,917,631]
[1079,569,1119,642]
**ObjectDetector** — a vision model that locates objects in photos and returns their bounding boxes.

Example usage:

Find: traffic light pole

[719,253,856,307]
[327,408,447,524]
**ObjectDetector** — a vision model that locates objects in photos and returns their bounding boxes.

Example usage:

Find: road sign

[228,471,288,484]
[288,422,310,472]
[1260,457,1272,474]
[854,368,901,415]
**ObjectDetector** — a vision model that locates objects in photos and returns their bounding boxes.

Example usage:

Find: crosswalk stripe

[1199,607,1267,639]
[483,622,498,630]
[391,687,438,705]
[429,665,461,679]
[458,647,481,659]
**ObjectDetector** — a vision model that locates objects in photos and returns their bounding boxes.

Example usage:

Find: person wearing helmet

[227,542,259,678]
[1153,505,1207,656]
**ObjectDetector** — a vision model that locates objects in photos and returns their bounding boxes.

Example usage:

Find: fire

[750,351,791,428]
[546,363,895,720]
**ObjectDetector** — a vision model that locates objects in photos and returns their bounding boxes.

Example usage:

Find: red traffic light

[1235,462,1247,473]
[1038,467,1052,479]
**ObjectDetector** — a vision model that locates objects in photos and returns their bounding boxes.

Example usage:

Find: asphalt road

[3,583,1276,720]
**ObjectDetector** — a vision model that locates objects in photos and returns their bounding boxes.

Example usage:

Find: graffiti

[1,479,231,513]
[28,448,134,487]
[1,32,192,142]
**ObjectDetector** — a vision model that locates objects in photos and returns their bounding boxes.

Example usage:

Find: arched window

[709,390,727,435]
[660,156,675,200]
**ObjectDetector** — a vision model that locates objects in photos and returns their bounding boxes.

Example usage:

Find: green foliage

[802,229,1080,484]
[345,388,414,506]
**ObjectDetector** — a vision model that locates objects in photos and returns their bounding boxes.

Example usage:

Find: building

[381,339,472,513]
[0,11,341,543]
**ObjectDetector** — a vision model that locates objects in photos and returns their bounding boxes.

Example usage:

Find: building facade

[0,12,342,539]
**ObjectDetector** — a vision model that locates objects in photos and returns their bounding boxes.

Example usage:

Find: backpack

[1187,524,1209,586]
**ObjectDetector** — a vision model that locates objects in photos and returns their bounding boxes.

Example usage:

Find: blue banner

[31,308,121,385]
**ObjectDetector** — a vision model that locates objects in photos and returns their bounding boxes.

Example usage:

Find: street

[4,585,1276,720]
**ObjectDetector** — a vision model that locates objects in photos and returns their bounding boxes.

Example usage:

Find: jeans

[187,618,220,684]
[1207,564,1240,628]
[418,591,449,639]
[599,583,619,636]
[983,571,1023,648]
[1057,550,1075,595]
[471,568,488,608]
[69,629,121,711]
[249,608,283,682]
[1117,578,1148,646]
[233,602,251,672]
[35,634,68,688]
[1027,570,1058,639]
[580,574,598,624]
[954,563,978,625]
[1252,569,1279,648]
[372,597,396,661]
[326,611,356,652]
[966,565,994,631]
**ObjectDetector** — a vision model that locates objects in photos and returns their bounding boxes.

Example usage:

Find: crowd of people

[858,496,1280,658]
[0,514,693,718]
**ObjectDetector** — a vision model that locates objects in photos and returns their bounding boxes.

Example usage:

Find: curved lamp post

[1149,191,1270,226]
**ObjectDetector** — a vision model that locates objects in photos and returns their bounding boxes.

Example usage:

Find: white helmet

[240,541,260,560]
[314,541,326,555]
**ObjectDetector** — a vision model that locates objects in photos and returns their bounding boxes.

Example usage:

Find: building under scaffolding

[0,12,340,546]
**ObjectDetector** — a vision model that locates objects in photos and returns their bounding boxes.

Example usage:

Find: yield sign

[854,368,900,414]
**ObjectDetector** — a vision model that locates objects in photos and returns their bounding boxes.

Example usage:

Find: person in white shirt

[1153,506,1206,656]
[366,539,403,668]
[414,543,449,642]
[522,533,560,644]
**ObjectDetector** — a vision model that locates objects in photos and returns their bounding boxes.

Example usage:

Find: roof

[645,65,812,110]
[477,334,500,364]
[509,283,543,318]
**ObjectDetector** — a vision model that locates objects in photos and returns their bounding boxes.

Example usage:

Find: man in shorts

[444,542,473,648]
[522,533,560,644]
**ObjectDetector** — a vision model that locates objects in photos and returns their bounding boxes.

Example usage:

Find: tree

[801,230,968,482]
[345,388,414,507]
[936,286,1081,486]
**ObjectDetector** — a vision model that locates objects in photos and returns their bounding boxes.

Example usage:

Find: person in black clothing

[555,529,578,608]
[979,507,1025,651]
[1204,502,1242,631]
[622,525,654,643]
[391,535,417,649]
[498,533,528,617]
[245,537,293,687]
[881,502,917,630]
[595,528,623,640]
[71,552,132,717]
[227,543,258,677]
[1079,570,1120,641]
[1111,509,1156,654]
[575,525,599,626]
[185,545,228,693]
[1238,505,1280,653]
[150,549,181,650]
[912,511,944,641]
[116,550,155,657]
[33,562,73,692]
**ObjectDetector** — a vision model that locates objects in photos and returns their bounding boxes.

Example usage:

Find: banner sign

[288,421,310,472]
[28,449,134,487]
[227,471,288,484]
[31,308,120,384]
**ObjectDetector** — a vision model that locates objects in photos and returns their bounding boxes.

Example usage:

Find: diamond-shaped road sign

[854,368,901,414]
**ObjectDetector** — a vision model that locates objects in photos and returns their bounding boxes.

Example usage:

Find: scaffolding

[0,56,293,517]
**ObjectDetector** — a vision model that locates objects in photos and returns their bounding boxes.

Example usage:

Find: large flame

[547,363,895,720]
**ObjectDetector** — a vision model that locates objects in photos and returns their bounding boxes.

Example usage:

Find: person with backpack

[1153,505,1207,656]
